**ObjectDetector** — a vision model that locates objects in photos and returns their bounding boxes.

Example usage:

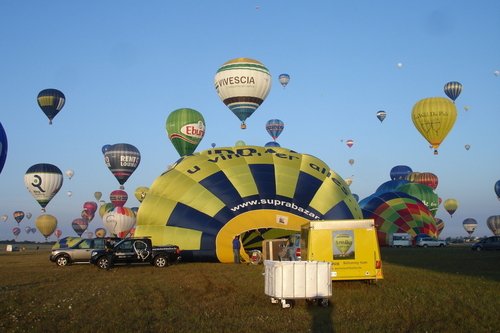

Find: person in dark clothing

[232,235,241,264]
[105,238,114,270]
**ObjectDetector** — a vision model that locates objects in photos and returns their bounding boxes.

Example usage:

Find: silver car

[50,238,120,266]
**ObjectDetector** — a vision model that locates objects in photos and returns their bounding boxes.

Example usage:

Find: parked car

[416,237,448,247]
[471,236,500,251]
[50,237,121,266]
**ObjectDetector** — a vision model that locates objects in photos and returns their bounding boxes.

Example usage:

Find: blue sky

[1,1,499,240]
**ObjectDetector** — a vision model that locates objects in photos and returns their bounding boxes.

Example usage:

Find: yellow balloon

[35,214,57,239]
[134,186,149,203]
[411,97,457,155]
[334,233,353,255]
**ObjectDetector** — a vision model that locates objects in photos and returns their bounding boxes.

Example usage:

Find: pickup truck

[90,237,180,269]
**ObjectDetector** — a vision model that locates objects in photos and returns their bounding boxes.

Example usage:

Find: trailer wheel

[320,299,329,307]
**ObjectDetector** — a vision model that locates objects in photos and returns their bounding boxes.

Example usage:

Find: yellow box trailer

[300,219,383,281]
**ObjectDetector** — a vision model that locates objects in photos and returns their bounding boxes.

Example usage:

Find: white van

[389,233,412,247]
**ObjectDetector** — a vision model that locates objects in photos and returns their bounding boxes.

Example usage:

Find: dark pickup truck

[90,237,180,269]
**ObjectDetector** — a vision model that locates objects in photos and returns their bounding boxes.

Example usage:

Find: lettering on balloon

[120,155,139,167]
[181,122,205,138]
[216,76,256,87]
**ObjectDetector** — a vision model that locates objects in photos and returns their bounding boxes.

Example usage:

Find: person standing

[232,235,241,264]
[105,238,114,270]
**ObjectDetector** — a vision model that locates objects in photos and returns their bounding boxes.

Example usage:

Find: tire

[423,244,428,248]
[320,299,329,307]
[154,255,168,268]
[97,257,110,270]
[439,244,445,247]
[55,255,70,267]
[475,246,482,252]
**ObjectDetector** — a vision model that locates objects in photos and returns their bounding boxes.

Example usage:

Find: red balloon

[110,189,128,208]
[83,201,98,214]
[414,172,438,190]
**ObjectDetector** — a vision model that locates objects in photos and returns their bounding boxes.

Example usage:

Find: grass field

[0,245,499,333]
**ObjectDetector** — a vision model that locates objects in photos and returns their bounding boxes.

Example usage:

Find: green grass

[0,245,499,333]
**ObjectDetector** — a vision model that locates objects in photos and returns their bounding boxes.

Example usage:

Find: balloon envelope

[24,163,63,210]
[265,119,284,141]
[72,218,88,236]
[414,172,438,190]
[278,74,290,88]
[166,108,206,156]
[376,110,387,123]
[494,180,500,200]
[103,143,140,188]
[214,58,272,129]
[411,97,457,154]
[444,198,459,217]
[110,189,128,208]
[486,216,500,236]
[443,81,462,102]
[65,169,74,179]
[265,141,280,147]
[13,227,21,237]
[103,207,136,238]
[462,218,477,236]
[94,191,103,201]
[37,89,65,124]
[360,191,437,246]
[134,187,149,203]
[0,121,7,175]
[135,146,360,263]
[13,211,25,224]
[36,214,57,239]
[346,139,354,148]
[390,165,412,180]
[396,183,439,216]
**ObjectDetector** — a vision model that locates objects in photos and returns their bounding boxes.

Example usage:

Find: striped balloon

[443,81,462,102]
[214,58,272,129]
[135,146,360,263]
[37,89,65,124]
[24,163,63,211]
[265,119,285,141]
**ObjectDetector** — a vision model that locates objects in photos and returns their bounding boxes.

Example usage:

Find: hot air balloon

[405,171,421,183]
[346,139,354,148]
[54,229,62,239]
[103,143,140,189]
[375,179,409,195]
[443,81,462,102]
[0,121,7,175]
[110,189,128,208]
[26,212,32,219]
[83,201,98,215]
[72,218,88,237]
[494,180,500,200]
[464,144,470,151]
[486,216,500,236]
[134,187,149,203]
[348,159,355,166]
[67,191,72,197]
[95,227,107,238]
[411,97,457,155]
[360,191,437,246]
[1,214,7,222]
[235,140,246,147]
[444,198,458,217]
[135,146,359,263]
[265,119,284,141]
[81,209,95,223]
[93,192,102,202]
[13,211,25,224]
[214,58,272,129]
[435,218,445,237]
[278,74,290,88]
[25,226,31,234]
[37,89,65,124]
[265,141,280,147]
[166,108,206,157]
[396,183,439,216]
[13,227,21,238]
[103,207,136,238]
[211,143,216,148]
[65,169,74,179]
[36,214,57,240]
[390,165,412,180]
[414,172,438,190]
[376,110,387,123]
[99,202,114,218]
[462,218,477,236]
[24,163,63,211]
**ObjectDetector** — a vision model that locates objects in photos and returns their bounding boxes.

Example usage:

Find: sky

[1,1,499,241]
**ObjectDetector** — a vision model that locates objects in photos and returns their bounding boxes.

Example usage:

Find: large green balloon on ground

[166,108,205,156]
[135,146,361,262]
[396,183,439,216]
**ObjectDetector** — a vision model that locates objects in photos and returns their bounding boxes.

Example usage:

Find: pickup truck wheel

[154,255,169,268]
[475,246,482,251]
[56,255,70,266]
[439,244,445,247]
[423,244,428,248]
[97,257,110,270]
